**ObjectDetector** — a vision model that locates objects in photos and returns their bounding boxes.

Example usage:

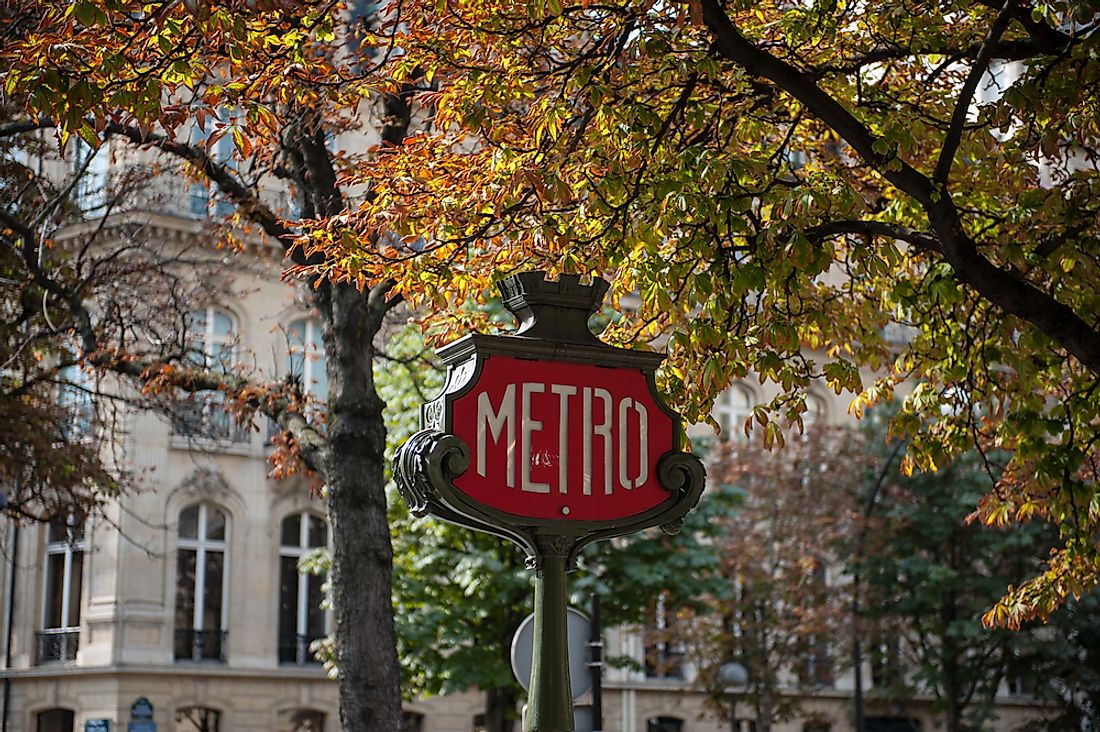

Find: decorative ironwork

[174,628,227,662]
[36,628,79,663]
[278,632,324,665]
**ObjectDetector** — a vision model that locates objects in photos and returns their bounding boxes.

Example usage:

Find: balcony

[174,628,227,662]
[278,632,325,665]
[171,399,251,445]
[36,628,79,664]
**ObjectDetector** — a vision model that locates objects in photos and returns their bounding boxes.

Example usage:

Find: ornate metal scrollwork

[656,451,706,535]
[393,429,470,517]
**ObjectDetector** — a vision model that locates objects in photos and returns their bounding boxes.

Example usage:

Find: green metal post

[525,550,574,732]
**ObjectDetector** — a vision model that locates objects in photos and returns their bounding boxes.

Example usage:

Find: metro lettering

[475,381,650,495]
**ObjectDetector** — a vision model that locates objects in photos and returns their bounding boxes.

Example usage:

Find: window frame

[714,384,754,441]
[277,511,329,665]
[286,318,327,400]
[174,503,231,661]
[41,518,85,631]
[38,518,85,664]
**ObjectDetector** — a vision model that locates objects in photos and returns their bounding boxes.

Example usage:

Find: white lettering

[477,385,516,488]
[476,381,653,497]
[521,383,550,493]
[618,399,649,489]
[550,384,577,494]
[582,387,613,495]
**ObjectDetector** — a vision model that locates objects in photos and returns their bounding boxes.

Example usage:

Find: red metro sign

[451,355,674,522]
[395,273,705,561]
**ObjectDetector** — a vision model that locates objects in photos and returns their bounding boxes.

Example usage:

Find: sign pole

[525,546,573,732]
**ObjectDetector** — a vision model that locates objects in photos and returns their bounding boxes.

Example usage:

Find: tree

[856,420,1098,732]
[302,0,1100,625]
[1,2,421,728]
[689,416,1100,732]
[683,428,866,731]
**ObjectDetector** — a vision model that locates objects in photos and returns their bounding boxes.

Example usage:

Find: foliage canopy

[308,0,1099,627]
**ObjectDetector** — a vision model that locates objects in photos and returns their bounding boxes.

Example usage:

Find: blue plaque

[130,699,153,721]
[85,721,110,732]
[127,723,156,732]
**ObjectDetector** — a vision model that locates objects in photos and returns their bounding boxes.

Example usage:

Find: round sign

[510,607,593,700]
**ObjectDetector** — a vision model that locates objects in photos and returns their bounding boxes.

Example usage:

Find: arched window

[38,518,84,663]
[175,504,229,662]
[714,385,753,441]
[175,706,221,732]
[35,708,74,732]
[278,710,325,732]
[278,512,327,664]
[287,319,328,399]
[647,717,684,732]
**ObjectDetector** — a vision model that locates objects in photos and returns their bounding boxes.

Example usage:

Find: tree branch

[934,0,1017,185]
[0,118,53,138]
[699,0,938,209]
[103,123,296,245]
[700,0,1100,375]
[805,220,942,254]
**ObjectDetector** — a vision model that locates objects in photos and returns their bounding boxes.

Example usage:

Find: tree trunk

[322,282,402,731]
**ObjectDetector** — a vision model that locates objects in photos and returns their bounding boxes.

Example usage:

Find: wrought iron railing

[278,632,325,665]
[171,400,251,444]
[174,628,227,662]
[36,628,79,664]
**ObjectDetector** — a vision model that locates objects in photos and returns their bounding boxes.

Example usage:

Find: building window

[175,503,229,662]
[37,518,84,664]
[278,710,325,732]
[287,318,328,399]
[58,363,96,439]
[647,717,684,732]
[402,712,424,732]
[187,307,236,373]
[472,715,486,732]
[644,593,686,680]
[714,385,753,440]
[871,633,903,688]
[175,707,221,732]
[71,138,107,214]
[278,512,328,664]
[187,117,235,219]
[173,307,248,443]
[864,718,920,732]
[799,562,833,687]
[36,708,75,732]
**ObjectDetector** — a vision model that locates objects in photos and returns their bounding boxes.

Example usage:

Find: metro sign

[395,272,705,561]
[453,355,673,522]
